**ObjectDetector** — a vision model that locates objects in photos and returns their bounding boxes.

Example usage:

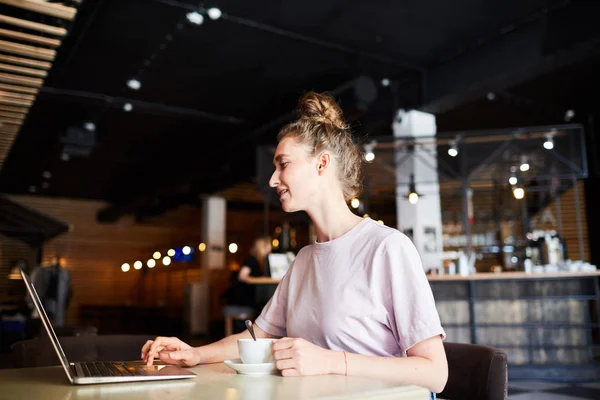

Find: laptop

[21,269,196,384]
[267,253,293,280]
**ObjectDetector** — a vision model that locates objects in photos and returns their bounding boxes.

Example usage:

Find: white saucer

[224,359,278,375]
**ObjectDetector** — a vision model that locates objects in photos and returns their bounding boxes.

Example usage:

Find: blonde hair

[249,236,271,258]
[278,92,363,201]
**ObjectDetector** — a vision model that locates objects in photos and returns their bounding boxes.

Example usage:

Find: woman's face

[269,137,320,213]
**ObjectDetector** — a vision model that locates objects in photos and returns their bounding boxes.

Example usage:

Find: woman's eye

[280,162,289,168]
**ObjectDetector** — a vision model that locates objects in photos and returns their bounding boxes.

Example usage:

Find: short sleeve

[254,262,293,337]
[381,233,445,355]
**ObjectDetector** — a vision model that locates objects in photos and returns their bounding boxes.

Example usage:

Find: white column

[201,196,226,270]
[393,110,443,272]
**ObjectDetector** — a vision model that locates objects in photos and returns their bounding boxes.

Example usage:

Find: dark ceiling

[0,0,598,222]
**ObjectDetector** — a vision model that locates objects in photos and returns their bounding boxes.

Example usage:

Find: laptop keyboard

[80,362,135,377]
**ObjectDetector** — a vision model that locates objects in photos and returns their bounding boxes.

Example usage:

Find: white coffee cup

[238,338,275,364]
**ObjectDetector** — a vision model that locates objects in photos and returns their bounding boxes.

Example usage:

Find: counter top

[427,271,600,281]
[246,271,600,285]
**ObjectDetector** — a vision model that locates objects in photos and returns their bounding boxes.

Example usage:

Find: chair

[438,342,507,400]
[222,306,254,337]
[10,334,152,368]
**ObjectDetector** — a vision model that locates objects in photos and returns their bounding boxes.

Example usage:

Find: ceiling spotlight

[381,78,391,87]
[147,259,156,268]
[207,7,222,20]
[509,176,518,185]
[198,243,206,252]
[153,251,161,259]
[407,174,422,204]
[229,243,238,254]
[519,156,530,172]
[486,92,496,101]
[182,246,192,255]
[134,260,142,270]
[121,263,130,272]
[162,256,171,266]
[350,198,360,209]
[564,109,575,122]
[448,146,458,157]
[167,248,175,257]
[186,11,204,25]
[543,130,555,150]
[126,79,141,90]
[123,103,133,112]
[447,134,461,157]
[84,122,96,132]
[364,141,376,162]
[513,187,525,200]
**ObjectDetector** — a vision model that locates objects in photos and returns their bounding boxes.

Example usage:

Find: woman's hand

[272,337,343,377]
[141,336,201,367]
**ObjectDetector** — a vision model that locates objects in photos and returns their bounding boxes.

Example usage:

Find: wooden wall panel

[4,195,205,327]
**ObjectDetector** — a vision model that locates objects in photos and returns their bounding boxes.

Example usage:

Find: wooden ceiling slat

[0,104,28,113]
[0,15,67,37]
[0,39,56,61]
[0,82,38,94]
[0,110,24,119]
[0,28,61,47]
[0,117,22,125]
[0,71,42,87]
[0,91,34,101]
[0,54,51,69]
[0,127,19,134]
[0,96,32,106]
[0,62,46,77]
[0,0,77,21]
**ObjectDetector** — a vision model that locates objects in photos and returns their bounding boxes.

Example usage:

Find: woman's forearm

[194,331,249,363]
[328,351,448,393]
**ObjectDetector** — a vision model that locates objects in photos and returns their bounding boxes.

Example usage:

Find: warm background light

[121,263,130,272]
[198,243,206,252]
[229,243,238,254]
[408,192,419,204]
[182,246,191,255]
[162,256,171,266]
[134,261,142,270]
[167,249,175,257]
[153,251,161,259]
[147,259,156,268]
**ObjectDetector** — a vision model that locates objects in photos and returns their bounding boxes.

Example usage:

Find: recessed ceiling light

[126,79,141,90]
[207,7,222,20]
[186,11,204,25]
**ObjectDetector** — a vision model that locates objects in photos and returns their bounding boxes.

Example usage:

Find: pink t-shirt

[255,218,445,357]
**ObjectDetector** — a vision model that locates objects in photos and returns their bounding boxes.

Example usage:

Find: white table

[0,362,430,400]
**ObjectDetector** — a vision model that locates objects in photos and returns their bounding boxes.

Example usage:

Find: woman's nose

[269,170,279,187]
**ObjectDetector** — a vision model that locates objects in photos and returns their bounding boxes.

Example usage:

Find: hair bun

[297,92,347,130]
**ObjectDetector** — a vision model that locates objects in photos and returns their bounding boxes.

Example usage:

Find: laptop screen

[21,269,74,382]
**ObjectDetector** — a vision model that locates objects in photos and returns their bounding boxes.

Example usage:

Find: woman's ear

[317,152,331,174]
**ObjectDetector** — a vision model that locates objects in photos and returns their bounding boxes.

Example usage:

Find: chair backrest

[10,334,152,368]
[438,342,507,400]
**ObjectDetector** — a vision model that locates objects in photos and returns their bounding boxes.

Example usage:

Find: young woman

[142,92,448,393]
[223,236,272,312]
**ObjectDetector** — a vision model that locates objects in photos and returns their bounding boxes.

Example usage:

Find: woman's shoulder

[361,219,412,249]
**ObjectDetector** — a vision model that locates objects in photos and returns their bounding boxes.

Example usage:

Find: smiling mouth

[279,189,288,198]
